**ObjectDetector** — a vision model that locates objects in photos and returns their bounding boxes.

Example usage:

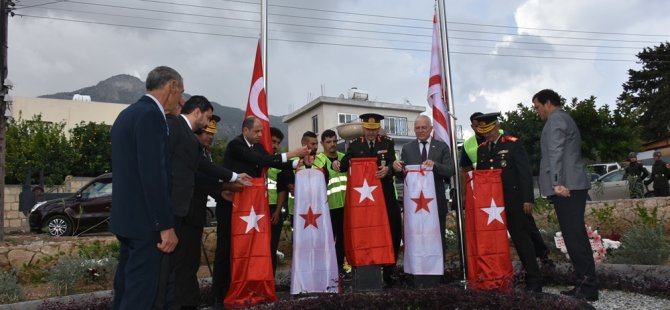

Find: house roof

[282,96,425,123]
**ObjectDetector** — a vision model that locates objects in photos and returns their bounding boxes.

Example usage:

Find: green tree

[502,103,543,175]
[69,121,112,177]
[210,137,227,164]
[619,41,670,142]
[5,113,74,185]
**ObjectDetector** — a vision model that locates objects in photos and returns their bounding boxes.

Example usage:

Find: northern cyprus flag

[403,165,443,275]
[291,169,339,294]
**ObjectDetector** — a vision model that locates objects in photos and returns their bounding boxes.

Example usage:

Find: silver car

[588,168,653,201]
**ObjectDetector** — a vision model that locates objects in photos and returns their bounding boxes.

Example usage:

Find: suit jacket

[222,134,293,177]
[539,108,590,196]
[167,114,234,217]
[477,135,534,207]
[110,95,172,238]
[185,149,222,226]
[400,138,455,212]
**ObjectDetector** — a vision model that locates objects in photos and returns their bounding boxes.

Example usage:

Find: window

[81,180,113,199]
[312,115,319,134]
[381,116,408,135]
[338,113,358,124]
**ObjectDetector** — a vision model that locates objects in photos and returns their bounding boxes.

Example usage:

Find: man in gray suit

[393,115,455,248]
[532,89,598,301]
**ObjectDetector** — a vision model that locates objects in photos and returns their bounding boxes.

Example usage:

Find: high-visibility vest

[267,167,280,205]
[314,152,347,210]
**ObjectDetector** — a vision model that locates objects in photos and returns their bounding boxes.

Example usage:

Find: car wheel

[205,208,216,227]
[45,215,73,236]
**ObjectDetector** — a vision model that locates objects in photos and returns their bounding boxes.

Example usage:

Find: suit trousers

[212,203,233,304]
[154,218,182,309]
[551,190,598,291]
[526,214,549,258]
[173,221,204,308]
[112,234,162,310]
[329,207,345,270]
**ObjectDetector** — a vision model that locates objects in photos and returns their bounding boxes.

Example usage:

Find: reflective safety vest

[314,152,347,210]
[267,167,280,205]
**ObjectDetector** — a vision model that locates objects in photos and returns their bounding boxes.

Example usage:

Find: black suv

[29,173,113,236]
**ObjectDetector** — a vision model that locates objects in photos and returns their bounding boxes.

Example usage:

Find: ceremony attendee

[533,89,598,301]
[110,66,181,309]
[313,129,347,274]
[393,115,454,249]
[211,116,309,305]
[164,96,251,309]
[624,152,649,198]
[333,113,401,287]
[268,127,287,274]
[645,150,670,197]
[474,112,542,293]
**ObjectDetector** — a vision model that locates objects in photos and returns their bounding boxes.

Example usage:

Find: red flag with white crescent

[344,158,395,266]
[428,12,451,148]
[224,178,277,306]
[245,39,272,155]
[465,169,513,291]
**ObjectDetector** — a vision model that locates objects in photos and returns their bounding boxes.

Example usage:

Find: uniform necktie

[369,141,374,155]
[420,141,428,162]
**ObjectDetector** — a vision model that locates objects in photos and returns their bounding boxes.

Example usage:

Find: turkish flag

[291,169,339,294]
[224,177,277,306]
[403,165,443,275]
[344,158,395,266]
[245,39,272,155]
[465,169,513,291]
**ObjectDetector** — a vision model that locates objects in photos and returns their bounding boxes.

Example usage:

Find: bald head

[414,115,433,141]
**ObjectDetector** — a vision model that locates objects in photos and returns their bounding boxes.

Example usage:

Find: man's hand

[376,166,389,179]
[553,185,570,197]
[304,155,315,167]
[157,228,178,253]
[287,145,309,159]
[523,202,534,214]
[236,173,253,186]
[423,159,435,167]
[223,182,245,193]
[271,207,282,225]
[288,184,295,195]
[221,190,234,202]
[392,160,404,172]
[332,160,341,172]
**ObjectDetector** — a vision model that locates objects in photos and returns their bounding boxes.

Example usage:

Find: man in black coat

[110,66,181,310]
[474,112,542,293]
[211,116,309,305]
[646,150,670,197]
[333,113,402,287]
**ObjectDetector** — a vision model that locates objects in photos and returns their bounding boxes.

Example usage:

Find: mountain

[39,74,288,146]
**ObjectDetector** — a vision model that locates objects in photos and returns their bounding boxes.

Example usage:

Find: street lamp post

[1,0,16,241]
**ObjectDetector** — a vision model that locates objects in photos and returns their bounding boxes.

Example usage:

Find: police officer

[624,152,649,198]
[333,113,401,287]
[645,150,670,197]
[475,112,542,292]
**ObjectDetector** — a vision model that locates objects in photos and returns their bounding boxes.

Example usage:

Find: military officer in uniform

[333,113,401,287]
[475,112,542,292]
[645,150,670,197]
[624,152,649,198]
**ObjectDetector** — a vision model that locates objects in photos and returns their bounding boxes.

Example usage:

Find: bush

[606,223,670,265]
[48,256,87,296]
[0,271,22,303]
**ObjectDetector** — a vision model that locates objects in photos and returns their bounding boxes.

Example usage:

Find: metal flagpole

[260,0,268,93]
[436,0,467,286]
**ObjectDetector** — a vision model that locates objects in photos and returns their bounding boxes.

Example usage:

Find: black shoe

[560,286,578,296]
[575,290,599,302]
[525,284,542,293]
[540,257,556,269]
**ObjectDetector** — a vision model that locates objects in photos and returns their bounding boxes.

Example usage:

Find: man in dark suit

[163,96,251,309]
[211,116,309,305]
[333,113,401,287]
[533,89,597,301]
[392,115,455,252]
[110,66,182,310]
[474,112,542,293]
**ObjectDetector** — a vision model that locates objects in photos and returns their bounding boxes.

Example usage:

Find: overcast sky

[7,0,670,138]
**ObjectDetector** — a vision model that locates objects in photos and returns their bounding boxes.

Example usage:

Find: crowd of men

[110,66,670,308]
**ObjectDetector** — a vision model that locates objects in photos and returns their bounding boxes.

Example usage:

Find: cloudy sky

[7,0,670,138]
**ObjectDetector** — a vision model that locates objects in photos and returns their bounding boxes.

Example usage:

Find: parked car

[587,168,653,201]
[29,173,217,236]
[587,162,621,177]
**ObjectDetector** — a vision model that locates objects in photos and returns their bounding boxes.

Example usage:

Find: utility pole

[1,0,16,241]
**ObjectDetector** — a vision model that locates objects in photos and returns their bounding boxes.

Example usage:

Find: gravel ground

[544,286,670,310]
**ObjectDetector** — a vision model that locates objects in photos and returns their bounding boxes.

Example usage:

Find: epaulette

[479,140,488,148]
[381,135,392,141]
[501,135,518,143]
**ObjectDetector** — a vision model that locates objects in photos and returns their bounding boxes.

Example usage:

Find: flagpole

[436,0,467,287]
[260,0,268,93]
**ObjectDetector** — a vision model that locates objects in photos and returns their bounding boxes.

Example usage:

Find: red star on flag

[411,191,434,213]
[299,206,322,229]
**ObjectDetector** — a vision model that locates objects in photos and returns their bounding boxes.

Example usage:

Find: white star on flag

[240,206,265,233]
[354,179,377,203]
[481,198,505,225]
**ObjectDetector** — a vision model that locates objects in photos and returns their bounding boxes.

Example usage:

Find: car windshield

[600,170,624,182]
[81,180,112,199]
